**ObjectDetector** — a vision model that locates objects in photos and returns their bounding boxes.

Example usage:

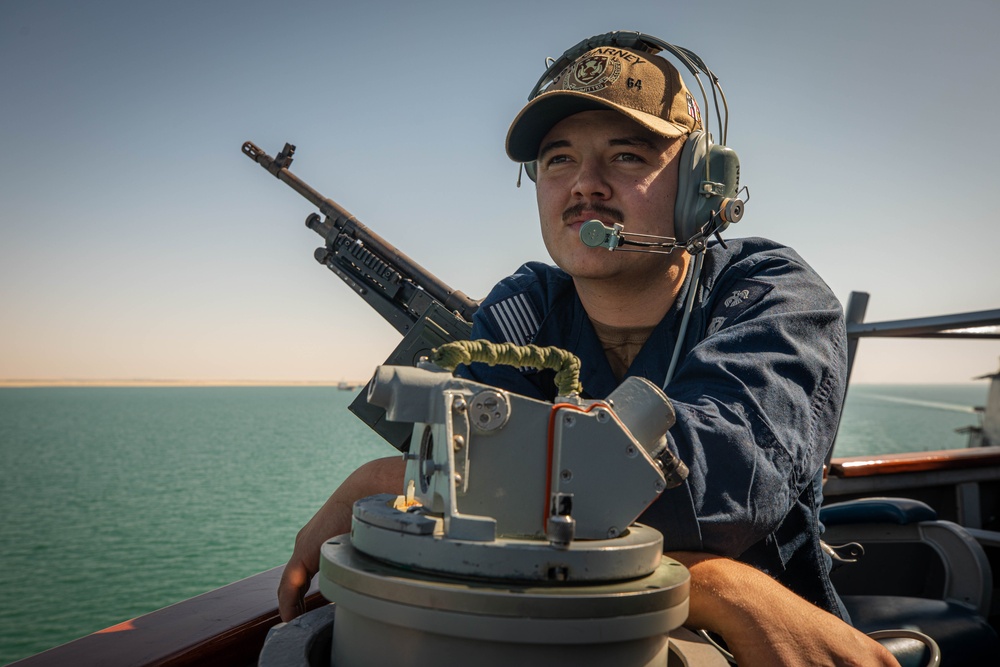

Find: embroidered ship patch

[706,279,773,335]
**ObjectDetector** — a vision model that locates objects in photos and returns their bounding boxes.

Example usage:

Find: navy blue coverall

[458,237,849,619]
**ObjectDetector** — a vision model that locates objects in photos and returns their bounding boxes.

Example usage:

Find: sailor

[279,36,898,666]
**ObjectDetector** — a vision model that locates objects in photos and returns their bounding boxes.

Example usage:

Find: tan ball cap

[506,46,702,163]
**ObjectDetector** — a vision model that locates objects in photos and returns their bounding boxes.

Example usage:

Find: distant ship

[958,359,1000,447]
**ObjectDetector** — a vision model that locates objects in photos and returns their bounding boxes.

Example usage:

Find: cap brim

[505,91,690,163]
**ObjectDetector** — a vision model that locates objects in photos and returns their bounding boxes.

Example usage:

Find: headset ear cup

[673,132,744,248]
[674,131,707,245]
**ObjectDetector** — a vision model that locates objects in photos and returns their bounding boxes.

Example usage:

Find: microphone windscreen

[580,219,611,248]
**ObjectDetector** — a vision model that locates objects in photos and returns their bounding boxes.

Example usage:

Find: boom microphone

[579,219,683,254]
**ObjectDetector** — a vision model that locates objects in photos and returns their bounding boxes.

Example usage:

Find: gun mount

[260,356,720,666]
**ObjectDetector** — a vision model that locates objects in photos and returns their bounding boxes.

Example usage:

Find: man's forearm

[278,455,406,621]
[666,551,899,667]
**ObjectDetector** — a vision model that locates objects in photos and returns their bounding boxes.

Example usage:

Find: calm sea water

[0,383,987,664]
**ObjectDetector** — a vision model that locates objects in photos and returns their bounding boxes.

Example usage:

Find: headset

[518,31,747,254]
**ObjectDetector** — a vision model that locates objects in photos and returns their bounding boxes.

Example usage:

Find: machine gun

[242,141,479,450]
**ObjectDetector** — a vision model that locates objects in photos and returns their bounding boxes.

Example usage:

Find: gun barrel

[244,141,478,322]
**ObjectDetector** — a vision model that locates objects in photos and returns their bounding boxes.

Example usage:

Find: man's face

[534,110,684,285]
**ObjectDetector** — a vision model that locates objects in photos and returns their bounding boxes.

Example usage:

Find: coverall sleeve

[656,253,847,561]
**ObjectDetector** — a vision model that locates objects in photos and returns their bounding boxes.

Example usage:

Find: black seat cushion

[821,497,938,526]
[841,595,1000,667]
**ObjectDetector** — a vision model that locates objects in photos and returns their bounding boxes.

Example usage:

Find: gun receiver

[242,141,478,450]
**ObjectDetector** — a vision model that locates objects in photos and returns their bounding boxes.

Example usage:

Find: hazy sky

[1,0,998,385]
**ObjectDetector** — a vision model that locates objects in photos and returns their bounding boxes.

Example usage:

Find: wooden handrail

[829,445,1000,478]
[9,566,324,667]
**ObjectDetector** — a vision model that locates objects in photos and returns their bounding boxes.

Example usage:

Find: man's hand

[277,456,405,622]
[670,551,900,667]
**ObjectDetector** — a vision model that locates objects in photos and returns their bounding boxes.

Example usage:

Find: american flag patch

[487,293,540,346]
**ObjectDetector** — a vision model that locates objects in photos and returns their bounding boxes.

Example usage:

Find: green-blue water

[0,383,987,664]
[833,384,983,457]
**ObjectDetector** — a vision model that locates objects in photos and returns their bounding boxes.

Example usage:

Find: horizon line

[0,379,367,388]
[0,378,987,389]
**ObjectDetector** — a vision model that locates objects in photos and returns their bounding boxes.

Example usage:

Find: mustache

[562,202,624,224]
